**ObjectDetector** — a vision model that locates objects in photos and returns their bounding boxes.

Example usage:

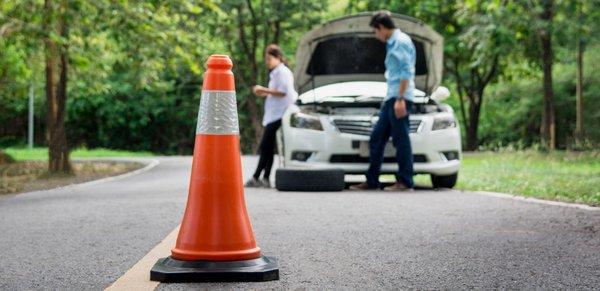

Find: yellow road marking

[105,226,179,291]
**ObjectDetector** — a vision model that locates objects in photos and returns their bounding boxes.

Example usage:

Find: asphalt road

[0,156,598,290]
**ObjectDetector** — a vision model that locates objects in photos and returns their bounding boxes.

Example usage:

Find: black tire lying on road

[275,168,345,192]
[431,173,458,189]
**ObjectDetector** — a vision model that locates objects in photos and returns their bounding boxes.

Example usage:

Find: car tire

[431,173,458,189]
[275,168,345,192]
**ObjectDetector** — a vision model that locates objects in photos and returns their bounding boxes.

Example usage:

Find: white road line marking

[105,226,179,291]
[72,158,160,187]
[15,158,160,196]
[467,190,599,211]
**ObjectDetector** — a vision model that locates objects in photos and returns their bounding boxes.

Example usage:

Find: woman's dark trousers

[253,119,282,180]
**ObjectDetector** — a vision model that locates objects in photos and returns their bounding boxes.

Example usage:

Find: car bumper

[281,115,461,176]
[285,159,460,175]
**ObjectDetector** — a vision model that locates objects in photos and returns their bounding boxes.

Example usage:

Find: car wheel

[431,173,458,189]
[275,168,345,192]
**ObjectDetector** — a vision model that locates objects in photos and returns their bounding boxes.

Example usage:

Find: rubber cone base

[150,255,279,282]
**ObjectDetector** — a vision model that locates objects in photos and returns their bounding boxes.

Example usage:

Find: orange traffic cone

[150,54,278,282]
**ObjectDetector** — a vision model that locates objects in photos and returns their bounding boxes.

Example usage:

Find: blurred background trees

[216,0,326,151]
[1,0,598,171]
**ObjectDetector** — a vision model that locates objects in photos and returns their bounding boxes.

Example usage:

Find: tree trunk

[247,57,263,152]
[245,95,264,151]
[0,150,15,164]
[44,0,71,173]
[575,2,584,144]
[539,0,556,150]
[234,4,264,152]
[465,92,482,151]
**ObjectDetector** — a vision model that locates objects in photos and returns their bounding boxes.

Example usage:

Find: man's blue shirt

[385,29,416,101]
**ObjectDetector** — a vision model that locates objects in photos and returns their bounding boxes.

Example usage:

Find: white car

[276,13,461,189]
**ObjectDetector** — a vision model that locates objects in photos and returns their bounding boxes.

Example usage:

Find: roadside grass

[4,147,599,206]
[0,160,143,195]
[3,147,154,161]
[414,150,600,206]
[0,147,150,195]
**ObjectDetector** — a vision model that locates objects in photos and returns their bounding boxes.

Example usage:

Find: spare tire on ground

[275,168,345,192]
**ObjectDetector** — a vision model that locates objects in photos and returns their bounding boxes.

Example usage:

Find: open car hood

[294,12,443,94]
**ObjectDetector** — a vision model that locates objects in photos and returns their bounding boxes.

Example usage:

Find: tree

[346,0,513,151]
[566,0,599,146]
[44,0,71,173]
[537,0,556,150]
[442,2,514,151]
[2,0,596,154]
[217,0,327,151]
[0,1,38,149]
[511,0,568,149]
[0,150,15,164]
[3,0,91,173]
[575,1,584,144]
[71,1,224,153]
[2,0,224,163]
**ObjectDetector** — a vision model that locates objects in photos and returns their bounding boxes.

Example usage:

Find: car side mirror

[430,86,450,101]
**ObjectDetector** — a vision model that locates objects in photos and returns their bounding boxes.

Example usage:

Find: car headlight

[432,117,456,131]
[290,112,323,131]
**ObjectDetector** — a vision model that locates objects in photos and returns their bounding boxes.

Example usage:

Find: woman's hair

[265,44,288,66]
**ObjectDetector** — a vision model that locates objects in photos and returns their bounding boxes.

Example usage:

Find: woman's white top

[263,63,297,126]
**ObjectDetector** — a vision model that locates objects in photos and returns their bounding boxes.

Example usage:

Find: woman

[245,44,297,188]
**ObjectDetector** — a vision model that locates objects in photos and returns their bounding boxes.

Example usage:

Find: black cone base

[150,255,279,283]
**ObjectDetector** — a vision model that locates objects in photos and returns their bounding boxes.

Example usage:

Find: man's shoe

[260,178,271,188]
[244,177,263,188]
[349,182,377,190]
[383,182,414,192]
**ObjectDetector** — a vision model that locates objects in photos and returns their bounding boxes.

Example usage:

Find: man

[351,11,416,191]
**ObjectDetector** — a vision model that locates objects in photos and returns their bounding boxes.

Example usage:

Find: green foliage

[0,2,39,146]
[3,147,154,161]
[1,0,327,154]
[214,0,328,152]
[0,0,598,153]
[2,0,225,154]
[457,45,600,149]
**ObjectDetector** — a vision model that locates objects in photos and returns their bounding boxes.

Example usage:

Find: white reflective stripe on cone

[196,90,239,135]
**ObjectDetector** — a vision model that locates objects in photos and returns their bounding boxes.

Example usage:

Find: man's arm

[393,43,411,118]
[398,79,408,99]
[394,80,409,118]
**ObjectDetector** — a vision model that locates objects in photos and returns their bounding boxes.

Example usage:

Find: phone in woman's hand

[252,85,269,97]
[252,85,262,95]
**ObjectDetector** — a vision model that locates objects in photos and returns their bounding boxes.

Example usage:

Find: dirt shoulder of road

[0,160,143,195]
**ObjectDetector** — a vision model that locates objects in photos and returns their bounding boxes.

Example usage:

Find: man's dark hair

[369,10,396,29]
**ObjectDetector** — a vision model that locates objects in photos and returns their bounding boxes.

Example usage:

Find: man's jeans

[366,98,414,188]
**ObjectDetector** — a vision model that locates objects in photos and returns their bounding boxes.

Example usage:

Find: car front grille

[332,118,421,136]
[330,154,428,163]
